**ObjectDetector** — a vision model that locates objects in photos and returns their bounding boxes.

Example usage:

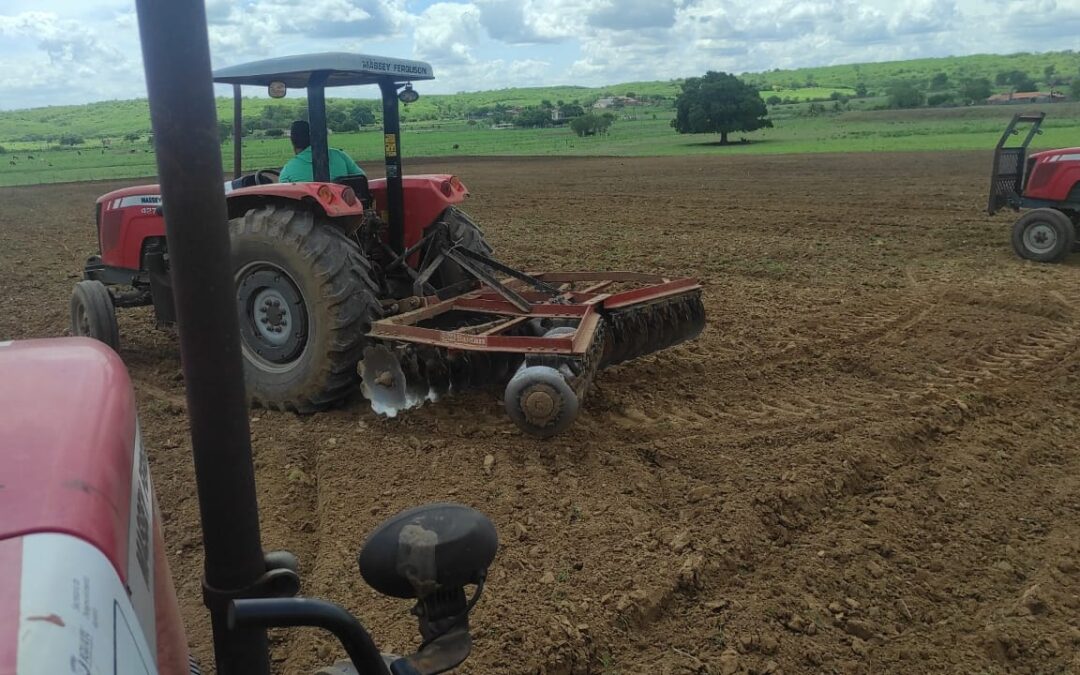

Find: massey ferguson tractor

[988,112,1080,263]
[70,52,704,438]
[4,2,500,674]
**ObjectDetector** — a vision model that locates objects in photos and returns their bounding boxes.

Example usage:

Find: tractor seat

[335,174,372,209]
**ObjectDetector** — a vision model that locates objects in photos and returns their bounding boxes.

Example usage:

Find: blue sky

[1,0,1078,109]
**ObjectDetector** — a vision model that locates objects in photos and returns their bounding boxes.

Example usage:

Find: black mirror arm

[392,625,472,675]
[229,598,390,675]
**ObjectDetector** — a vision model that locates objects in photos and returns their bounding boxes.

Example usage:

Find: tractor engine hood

[1029,147,1080,163]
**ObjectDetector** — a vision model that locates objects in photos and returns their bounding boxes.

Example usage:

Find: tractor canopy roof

[212,52,435,88]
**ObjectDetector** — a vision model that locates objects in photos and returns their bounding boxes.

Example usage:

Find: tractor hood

[97,183,162,206]
[1029,147,1080,163]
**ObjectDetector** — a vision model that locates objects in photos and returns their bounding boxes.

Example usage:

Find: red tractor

[988,112,1080,262]
[71,53,704,438]
[5,2,500,674]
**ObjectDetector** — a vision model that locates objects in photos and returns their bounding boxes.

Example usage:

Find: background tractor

[988,112,1080,262]
[5,2,499,674]
[70,53,704,437]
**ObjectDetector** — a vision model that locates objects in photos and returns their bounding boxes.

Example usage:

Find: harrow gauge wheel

[70,280,119,351]
[504,365,580,438]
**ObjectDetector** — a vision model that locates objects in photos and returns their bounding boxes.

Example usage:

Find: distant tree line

[217,99,380,142]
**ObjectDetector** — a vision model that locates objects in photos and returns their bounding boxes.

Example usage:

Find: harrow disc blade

[360,345,429,416]
[601,291,705,367]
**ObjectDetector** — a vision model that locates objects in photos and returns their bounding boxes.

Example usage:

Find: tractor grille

[988,147,1025,214]
[1069,182,1080,204]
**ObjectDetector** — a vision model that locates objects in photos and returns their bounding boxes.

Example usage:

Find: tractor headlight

[398,83,419,104]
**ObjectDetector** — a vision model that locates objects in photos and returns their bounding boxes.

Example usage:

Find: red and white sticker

[16,532,157,675]
[126,426,157,658]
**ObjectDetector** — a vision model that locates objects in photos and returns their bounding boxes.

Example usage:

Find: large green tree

[886,81,925,109]
[959,78,993,104]
[671,71,772,145]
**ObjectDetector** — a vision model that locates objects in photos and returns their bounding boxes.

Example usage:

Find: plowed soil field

[2,153,1078,674]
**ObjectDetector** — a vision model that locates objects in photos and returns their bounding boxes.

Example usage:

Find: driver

[279,120,364,183]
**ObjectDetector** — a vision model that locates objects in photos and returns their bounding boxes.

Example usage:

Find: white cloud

[0,11,141,108]
[414,3,484,65]
[0,0,1077,110]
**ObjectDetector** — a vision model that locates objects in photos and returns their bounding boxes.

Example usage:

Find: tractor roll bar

[308,72,332,183]
[133,0,271,673]
[232,84,242,179]
[380,80,406,253]
[222,70,410,253]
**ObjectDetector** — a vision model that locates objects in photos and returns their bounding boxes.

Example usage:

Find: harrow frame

[361,266,704,437]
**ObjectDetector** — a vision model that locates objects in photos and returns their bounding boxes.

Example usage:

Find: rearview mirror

[358,503,497,599]
[359,503,498,674]
[268,80,287,98]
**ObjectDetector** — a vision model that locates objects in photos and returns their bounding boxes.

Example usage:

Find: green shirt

[279,146,364,183]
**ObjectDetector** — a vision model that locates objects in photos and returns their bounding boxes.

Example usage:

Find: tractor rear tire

[230,204,381,413]
[427,206,493,289]
[1011,208,1075,263]
[70,280,119,351]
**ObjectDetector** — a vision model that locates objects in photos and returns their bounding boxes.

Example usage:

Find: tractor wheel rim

[1024,222,1057,254]
[253,287,293,346]
[235,263,308,370]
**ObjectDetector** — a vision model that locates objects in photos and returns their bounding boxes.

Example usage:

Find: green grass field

[1,102,1077,187]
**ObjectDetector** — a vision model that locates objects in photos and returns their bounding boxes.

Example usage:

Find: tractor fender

[94,182,364,270]
[367,174,470,251]
[224,182,365,220]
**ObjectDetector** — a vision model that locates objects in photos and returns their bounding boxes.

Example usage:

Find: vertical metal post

[132,1,270,673]
[308,72,331,183]
[233,84,242,179]
[379,80,405,253]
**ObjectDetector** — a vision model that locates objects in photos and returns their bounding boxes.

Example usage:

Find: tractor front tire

[1011,208,1075,263]
[70,280,119,351]
[230,204,381,413]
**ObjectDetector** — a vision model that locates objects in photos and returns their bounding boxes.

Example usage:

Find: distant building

[591,96,644,109]
[986,91,1066,105]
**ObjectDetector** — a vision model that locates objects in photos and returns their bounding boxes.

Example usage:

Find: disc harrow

[359,263,705,437]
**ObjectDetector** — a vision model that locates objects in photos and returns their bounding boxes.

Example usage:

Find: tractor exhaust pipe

[133,0,271,673]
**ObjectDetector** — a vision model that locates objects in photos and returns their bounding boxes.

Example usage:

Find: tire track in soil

[537,306,1080,672]
[256,414,324,672]
[598,289,939,435]
[709,311,1078,431]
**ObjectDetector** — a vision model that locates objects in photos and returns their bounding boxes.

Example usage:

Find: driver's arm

[278,163,300,183]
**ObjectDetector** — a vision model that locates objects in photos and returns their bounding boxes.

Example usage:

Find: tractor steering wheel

[254,168,280,185]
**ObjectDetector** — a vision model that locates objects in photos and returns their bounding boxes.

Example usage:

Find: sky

[1,0,1078,110]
